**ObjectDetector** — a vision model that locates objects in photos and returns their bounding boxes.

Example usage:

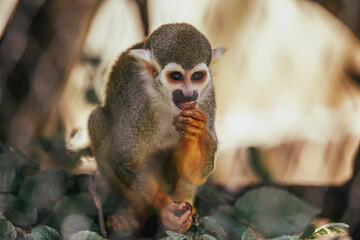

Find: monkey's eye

[169,72,183,81]
[191,72,203,81]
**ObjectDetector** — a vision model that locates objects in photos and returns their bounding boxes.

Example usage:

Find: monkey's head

[129,23,225,111]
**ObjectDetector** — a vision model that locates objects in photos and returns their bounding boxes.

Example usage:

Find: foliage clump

[0,145,350,239]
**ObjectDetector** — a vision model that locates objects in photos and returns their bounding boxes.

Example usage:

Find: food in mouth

[175,101,196,110]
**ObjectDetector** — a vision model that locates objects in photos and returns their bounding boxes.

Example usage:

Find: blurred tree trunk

[0,0,19,37]
[0,0,102,152]
[313,0,360,37]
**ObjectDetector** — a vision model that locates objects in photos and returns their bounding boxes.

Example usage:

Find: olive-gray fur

[145,23,213,69]
[88,23,217,206]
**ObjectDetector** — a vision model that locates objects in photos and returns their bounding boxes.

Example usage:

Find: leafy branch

[304,223,349,240]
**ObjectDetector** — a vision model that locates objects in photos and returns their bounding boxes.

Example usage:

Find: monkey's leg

[93,155,149,235]
[107,208,152,236]
[101,156,192,233]
[90,134,150,235]
[172,177,197,204]
[101,166,193,234]
[130,169,193,233]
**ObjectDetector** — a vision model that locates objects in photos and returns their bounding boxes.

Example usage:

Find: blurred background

[1,0,360,238]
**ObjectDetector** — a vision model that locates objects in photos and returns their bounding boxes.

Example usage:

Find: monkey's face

[158,62,212,110]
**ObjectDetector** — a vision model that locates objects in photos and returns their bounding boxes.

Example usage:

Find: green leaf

[1,145,38,169]
[54,193,98,216]
[199,216,228,240]
[268,236,299,240]
[213,205,246,239]
[198,234,217,240]
[47,213,98,240]
[241,228,260,240]
[195,185,234,216]
[299,224,316,239]
[69,231,104,240]
[160,230,192,240]
[0,194,38,227]
[0,218,17,240]
[24,225,60,240]
[19,169,67,211]
[305,222,349,239]
[0,154,20,192]
[234,186,321,238]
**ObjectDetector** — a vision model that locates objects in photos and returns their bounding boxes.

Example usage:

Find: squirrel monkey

[88,23,224,234]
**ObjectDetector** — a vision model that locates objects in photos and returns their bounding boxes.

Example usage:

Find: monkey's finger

[172,202,188,212]
[174,122,203,136]
[176,116,206,130]
[180,109,206,122]
[129,218,140,230]
[178,210,192,223]
[173,117,205,131]
[173,121,186,132]
[110,217,123,231]
[178,215,193,233]
[173,202,187,210]
[118,216,132,233]
[173,117,204,130]
[179,202,190,210]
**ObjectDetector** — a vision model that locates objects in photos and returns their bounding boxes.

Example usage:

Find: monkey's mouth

[174,101,197,110]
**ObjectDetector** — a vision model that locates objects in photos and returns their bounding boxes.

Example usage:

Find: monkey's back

[103,43,160,154]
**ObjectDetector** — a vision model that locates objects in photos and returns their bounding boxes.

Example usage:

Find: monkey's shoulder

[105,44,149,108]
[109,53,139,81]
[108,41,145,80]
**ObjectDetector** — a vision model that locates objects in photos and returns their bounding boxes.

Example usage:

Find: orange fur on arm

[174,129,214,185]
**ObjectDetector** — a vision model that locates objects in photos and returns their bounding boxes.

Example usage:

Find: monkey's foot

[107,209,142,236]
[160,202,193,233]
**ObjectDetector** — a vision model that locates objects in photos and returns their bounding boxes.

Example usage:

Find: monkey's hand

[172,107,207,141]
[160,202,193,233]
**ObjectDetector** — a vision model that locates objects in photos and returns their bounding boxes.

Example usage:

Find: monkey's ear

[129,49,158,76]
[212,47,227,61]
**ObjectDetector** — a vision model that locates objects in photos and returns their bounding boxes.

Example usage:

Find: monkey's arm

[172,107,217,202]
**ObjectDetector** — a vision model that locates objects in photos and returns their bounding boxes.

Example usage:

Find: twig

[193,213,199,240]
[6,145,38,167]
[89,175,107,238]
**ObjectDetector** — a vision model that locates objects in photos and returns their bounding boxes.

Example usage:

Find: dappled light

[1,0,360,239]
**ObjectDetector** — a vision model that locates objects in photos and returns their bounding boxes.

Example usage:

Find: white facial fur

[129,48,217,113]
[157,62,212,111]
